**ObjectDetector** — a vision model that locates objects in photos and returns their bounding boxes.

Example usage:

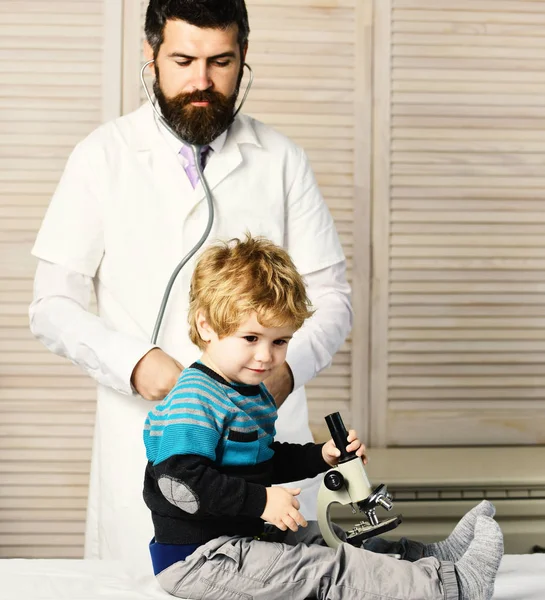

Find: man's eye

[214,60,231,67]
[176,61,191,67]
[244,336,258,343]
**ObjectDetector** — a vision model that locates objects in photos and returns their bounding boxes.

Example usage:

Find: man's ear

[195,309,213,343]
[241,43,248,64]
[143,40,155,67]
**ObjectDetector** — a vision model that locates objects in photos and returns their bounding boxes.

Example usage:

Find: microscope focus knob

[324,470,345,491]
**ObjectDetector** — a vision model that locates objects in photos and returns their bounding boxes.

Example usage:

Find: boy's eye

[274,339,288,346]
[243,336,258,343]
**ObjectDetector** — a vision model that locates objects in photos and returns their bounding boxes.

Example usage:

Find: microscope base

[346,515,403,546]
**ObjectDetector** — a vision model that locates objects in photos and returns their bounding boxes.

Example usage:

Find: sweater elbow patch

[158,476,200,514]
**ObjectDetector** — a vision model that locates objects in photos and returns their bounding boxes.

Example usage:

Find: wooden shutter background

[0,1,121,558]
[371,0,545,447]
[8,0,545,561]
[125,0,369,442]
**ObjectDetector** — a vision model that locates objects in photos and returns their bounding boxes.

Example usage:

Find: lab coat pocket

[222,429,259,466]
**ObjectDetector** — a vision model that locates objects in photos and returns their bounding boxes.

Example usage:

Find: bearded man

[29,0,352,575]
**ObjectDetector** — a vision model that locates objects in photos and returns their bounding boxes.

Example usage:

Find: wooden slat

[393,0,545,12]
[394,55,545,71]
[389,351,545,363]
[394,33,545,50]
[0,547,83,559]
[388,408,545,446]
[2,449,91,462]
[0,534,84,546]
[393,9,545,25]
[390,390,545,401]
[0,2,101,14]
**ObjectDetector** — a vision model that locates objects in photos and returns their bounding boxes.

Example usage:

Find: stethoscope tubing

[139,59,254,345]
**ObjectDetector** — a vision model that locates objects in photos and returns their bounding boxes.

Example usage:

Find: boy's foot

[455,516,503,600]
[424,500,496,562]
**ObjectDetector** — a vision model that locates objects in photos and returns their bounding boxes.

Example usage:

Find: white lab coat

[31,103,347,575]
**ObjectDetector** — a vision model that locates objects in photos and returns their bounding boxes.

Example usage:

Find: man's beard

[153,77,238,146]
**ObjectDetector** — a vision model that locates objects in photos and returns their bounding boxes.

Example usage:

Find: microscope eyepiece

[325,412,357,463]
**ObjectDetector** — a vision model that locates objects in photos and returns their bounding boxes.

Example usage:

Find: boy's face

[198,312,295,385]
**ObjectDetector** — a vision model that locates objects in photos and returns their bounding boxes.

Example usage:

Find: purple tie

[179,144,209,188]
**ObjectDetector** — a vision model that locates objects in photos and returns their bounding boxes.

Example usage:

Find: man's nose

[191,61,212,91]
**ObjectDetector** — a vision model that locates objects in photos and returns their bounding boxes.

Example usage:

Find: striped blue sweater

[144,361,277,468]
[142,362,329,547]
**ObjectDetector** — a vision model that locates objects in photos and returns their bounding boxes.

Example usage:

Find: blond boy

[143,236,502,600]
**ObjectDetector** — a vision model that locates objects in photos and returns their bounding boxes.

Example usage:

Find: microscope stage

[346,515,403,546]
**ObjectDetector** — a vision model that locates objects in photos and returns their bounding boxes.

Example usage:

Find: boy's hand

[322,430,368,467]
[261,487,308,532]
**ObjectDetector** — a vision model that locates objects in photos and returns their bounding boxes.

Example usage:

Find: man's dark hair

[145,0,250,59]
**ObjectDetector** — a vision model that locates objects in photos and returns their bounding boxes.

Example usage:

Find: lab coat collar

[130,102,262,221]
[133,102,262,220]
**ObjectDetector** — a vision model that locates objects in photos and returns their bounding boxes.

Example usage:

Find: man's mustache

[176,90,227,107]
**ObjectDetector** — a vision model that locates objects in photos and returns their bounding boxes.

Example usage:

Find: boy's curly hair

[188,235,314,349]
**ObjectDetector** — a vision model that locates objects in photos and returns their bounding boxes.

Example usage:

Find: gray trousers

[156,522,459,600]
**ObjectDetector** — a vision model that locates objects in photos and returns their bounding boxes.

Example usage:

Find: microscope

[317,412,402,549]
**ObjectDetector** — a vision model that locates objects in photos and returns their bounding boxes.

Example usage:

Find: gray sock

[455,516,503,600]
[424,500,496,562]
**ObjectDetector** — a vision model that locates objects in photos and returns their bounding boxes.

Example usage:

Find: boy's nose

[255,345,272,364]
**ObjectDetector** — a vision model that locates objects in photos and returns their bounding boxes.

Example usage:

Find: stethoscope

[139,59,254,345]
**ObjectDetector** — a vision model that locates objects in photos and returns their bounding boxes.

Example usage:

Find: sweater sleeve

[152,454,267,518]
[269,441,330,484]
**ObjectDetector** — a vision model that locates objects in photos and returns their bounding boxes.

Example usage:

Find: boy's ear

[195,309,213,343]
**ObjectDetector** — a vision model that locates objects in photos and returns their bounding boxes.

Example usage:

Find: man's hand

[261,487,308,532]
[263,362,294,408]
[131,348,183,401]
[322,429,368,467]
